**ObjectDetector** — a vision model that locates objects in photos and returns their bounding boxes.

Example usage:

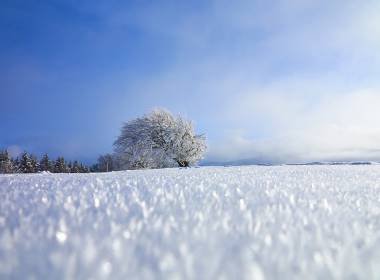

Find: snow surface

[1,166,380,280]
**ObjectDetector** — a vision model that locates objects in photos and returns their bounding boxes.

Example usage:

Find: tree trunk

[176,160,189,167]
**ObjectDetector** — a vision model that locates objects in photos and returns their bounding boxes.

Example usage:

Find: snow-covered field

[1,166,380,280]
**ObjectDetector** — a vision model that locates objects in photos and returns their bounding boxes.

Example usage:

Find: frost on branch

[114,109,206,169]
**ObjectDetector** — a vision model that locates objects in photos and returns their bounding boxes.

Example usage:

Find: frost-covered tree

[71,161,80,173]
[39,154,52,172]
[0,151,89,174]
[79,163,89,173]
[166,115,207,167]
[19,152,35,173]
[11,157,20,173]
[0,150,13,174]
[67,161,73,173]
[114,109,206,169]
[97,154,114,172]
[54,157,67,173]
[30,154,39,173]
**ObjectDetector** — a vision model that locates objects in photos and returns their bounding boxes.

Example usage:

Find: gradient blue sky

[1,0,380,164]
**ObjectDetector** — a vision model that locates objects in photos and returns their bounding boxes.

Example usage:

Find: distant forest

[0,150,113,174]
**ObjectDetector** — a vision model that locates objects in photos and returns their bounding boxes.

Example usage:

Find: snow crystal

[1,166,380,279]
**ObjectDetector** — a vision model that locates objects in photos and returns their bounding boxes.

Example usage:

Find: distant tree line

[0,150,90,174]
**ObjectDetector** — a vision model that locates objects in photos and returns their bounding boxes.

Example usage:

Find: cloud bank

[208,89,380,163]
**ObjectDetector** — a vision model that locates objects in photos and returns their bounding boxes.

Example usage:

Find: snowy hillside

[1,166,380,279]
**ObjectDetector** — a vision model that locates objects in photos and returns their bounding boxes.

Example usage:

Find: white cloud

[208,88,380,162]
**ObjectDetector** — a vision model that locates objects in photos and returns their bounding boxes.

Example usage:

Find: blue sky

[1,0,380,164]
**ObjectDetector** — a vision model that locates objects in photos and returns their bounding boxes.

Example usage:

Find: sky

[1,0,380,164]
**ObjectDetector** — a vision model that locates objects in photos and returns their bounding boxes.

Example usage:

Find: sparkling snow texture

[1,166,380,279]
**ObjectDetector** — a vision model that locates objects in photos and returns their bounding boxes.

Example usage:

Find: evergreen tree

[54,157,67,173]
[72,161,81,173]
[83,165,90,173]
[0,150,13,174]
[39,154,52,172]
[79,163,85,173]
[20,152,34,173]
[67,161,73,173]
[30,154,39,173]
[1,151,89,174]
[79,163,89,173]
[11,157,20,173]
[90,163,99,173]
